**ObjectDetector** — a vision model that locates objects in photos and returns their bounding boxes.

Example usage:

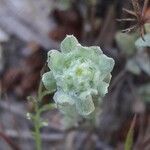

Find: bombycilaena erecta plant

[42,35,115,127]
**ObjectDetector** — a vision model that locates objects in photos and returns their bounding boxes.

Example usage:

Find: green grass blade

[125,114,137,150]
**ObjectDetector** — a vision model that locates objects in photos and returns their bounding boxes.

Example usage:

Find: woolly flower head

[42,35,114,117]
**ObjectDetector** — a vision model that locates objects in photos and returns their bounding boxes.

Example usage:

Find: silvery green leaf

[97,81,109,97]
[58,103,79,128]
[136,49,150,75]
[76,45,100,62]
[115,32,137,56]
[59,104,75,115]
[76,45,91,57]
[76,92,95,116]
[89,46,103,54]
[53,91,75,105]
[126,59,141,75]
[135,34,150,47]
[93,71,101,85]
[98,54,115,79]
[61,106,79,128]
[42,71,56,92]
[60,35,79,53]
[103,74,112,83]
[126,48,150,76]
[47,50,64,71]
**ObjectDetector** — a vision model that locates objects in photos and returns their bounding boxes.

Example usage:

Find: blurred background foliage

[0,0,149,149]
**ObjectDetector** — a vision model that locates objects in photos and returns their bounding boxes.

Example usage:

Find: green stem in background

[28,81,53,150]
[34,99,42,150]
[125,114,137,150]
[34,81,43,150]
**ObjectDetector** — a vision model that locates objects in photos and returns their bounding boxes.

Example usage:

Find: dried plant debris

[49,8,83,41]
[118,0,150,39]
[2,68,24,92]
[1,42,46,98]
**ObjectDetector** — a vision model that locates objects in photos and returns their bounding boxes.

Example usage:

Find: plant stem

[31,81,54,150]
[34,108,42,150]
[34,81,43,150]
